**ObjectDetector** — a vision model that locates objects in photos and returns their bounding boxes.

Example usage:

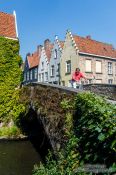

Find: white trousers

[72,81,83,90]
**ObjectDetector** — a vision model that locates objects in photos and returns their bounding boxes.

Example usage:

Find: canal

[0,140,40,175]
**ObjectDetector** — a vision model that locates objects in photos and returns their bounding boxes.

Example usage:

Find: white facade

[38,47,49,83]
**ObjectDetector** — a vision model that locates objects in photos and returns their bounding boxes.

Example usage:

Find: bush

[74,92,116,167]
[0,126,20,137]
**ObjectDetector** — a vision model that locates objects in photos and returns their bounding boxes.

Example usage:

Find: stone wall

[20,83,77,152]
[20,83,116,152]
[83,84,116,100]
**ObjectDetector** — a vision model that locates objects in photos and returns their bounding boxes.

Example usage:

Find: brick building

[60,30,116,86]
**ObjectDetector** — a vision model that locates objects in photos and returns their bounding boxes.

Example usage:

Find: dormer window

[54,49,57,59]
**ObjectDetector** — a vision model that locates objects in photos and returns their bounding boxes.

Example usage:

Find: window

[108,62,113,74]
[108,79,113,84]
[51,65,55,76]
[85,59,92,72]
[30,70,32,80]
[57,63,60,75]
[96,61,102,73]
[54,49,57,59]
[42,73,44,82]
[34,68,37,79]
[24,73,26,81]
[27,71,29,81]
[96,79,102,84]
[66,60,71,74]
[115,64,116,75]
[88,79,92,84]
[45,72,48,81]
[41,62,44,70]
[39,74,41,82]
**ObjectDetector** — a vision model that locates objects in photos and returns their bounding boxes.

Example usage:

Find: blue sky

[1,0,116,60]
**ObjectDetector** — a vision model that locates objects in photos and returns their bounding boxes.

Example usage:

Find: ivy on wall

[0,36,24,122]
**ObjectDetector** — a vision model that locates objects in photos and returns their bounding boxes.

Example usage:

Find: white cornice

[55,36,63,51]
[13,10,18,38]
[1,36,18,40]
[67,30,79,53]
[79,51,116,60]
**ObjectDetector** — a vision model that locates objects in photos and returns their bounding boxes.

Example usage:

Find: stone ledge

[0,135,28,141]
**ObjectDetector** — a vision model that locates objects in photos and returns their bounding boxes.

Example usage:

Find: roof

[27,52,40,69]
[0,11,17,39]
[73,35,116,58]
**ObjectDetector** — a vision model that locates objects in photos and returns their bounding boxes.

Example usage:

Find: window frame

[96,60,102,73]
[85,59,92,73]
[108,79,113,84]
[108,62,113,75]
[45,72,48,81]
[50,65,55,77]
[30,69,33,80]
[34,68,38,79]
[66,60,71,74]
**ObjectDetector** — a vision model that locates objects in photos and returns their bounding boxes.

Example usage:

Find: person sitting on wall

[72,68,86,89]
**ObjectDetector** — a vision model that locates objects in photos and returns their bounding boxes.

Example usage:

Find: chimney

[37,45,43,55]
[26,52,31,57]
[86,35,91,39]
[44,39,51,50]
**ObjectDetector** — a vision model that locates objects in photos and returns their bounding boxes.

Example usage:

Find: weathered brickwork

[83,84,116,100]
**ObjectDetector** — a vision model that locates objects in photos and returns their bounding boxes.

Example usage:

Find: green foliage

[33,92,116,175]
[74,92,116,167]
[0,36,24,123]
[33,113,80,175]
[0,125,20,137]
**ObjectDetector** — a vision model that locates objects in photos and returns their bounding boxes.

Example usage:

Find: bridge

[19,83,116,159]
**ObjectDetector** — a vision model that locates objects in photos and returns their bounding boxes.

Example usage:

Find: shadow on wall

[19,108,53,162]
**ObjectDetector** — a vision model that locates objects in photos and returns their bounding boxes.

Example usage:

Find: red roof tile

[27,52,40,68]
[73,35,116,58]
[0,12,17,38]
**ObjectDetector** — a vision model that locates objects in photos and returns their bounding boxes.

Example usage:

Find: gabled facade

[38,39,53,83]
[49,36,64,84]
[0,11,18,39]
[60,30,116,86]
[60,31,79,87]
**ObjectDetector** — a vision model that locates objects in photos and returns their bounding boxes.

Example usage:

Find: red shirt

[72,72,85,81]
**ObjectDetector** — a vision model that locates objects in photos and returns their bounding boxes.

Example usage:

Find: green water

[0,140,40,175]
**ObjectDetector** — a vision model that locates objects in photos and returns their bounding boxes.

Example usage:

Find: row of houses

[24,31,116,86]
[0,11,116,86]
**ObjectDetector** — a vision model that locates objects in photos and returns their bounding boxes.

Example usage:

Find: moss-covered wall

[0,36,22,122]
[19,84,75,150]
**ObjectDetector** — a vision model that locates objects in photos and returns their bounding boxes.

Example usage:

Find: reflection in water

[0,140,40,175]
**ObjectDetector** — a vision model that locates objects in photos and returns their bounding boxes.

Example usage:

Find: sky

[1,0,116,60]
